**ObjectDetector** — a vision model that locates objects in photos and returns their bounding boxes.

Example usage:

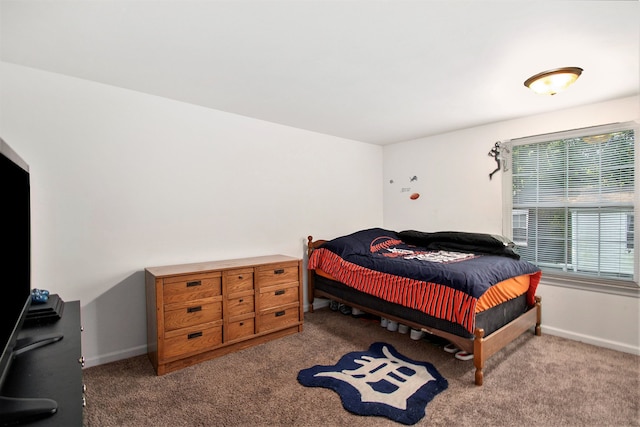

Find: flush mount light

[524,67,583,95]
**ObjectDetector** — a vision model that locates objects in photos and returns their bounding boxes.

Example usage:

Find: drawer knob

[187,306,202,313]
[239,298,244,303]
[239,322,244,326]
[238,275,243,279]
[186,280,202,287]
[274,269,285,275]
[275,289,285,296]
[275,310,285,317]
[188,331,203,339]
[78,356,85,367]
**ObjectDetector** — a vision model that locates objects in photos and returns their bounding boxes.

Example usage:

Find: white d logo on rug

[314,344,435,410]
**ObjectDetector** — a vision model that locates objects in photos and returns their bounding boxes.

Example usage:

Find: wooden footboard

[306,235,542,386]
[472,296,541,385]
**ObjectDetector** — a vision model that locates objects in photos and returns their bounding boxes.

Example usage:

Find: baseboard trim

[84,344,148,368]
[303,299,330,313]
[542,325,640,355]
[86,307,638,369]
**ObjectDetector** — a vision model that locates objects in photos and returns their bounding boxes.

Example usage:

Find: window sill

[540,272,640,298]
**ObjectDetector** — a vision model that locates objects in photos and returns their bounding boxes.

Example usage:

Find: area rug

[297,342,448,425]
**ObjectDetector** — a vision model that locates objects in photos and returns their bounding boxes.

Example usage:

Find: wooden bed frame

[307,236,542,386]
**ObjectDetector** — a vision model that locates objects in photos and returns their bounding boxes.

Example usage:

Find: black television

[0,138,60,425]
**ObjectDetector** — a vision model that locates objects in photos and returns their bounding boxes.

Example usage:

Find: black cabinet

[1,301,83,426]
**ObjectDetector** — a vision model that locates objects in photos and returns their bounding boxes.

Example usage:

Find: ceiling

[1,1,638,145]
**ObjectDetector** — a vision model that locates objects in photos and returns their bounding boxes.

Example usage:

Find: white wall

[383,96,640,354]
[0,62,384,367]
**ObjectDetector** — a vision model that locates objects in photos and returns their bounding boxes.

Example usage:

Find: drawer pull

[275,310,286,317]
[188,331,203,339]
[275,289,285,296]
[274,269,285,275]
[186,280,202,287]
[187,306,202,313]
[239,322,244,326]
[238,275,243,279]
[239,298,244,303]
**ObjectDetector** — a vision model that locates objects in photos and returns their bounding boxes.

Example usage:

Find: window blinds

[509,124,636,280]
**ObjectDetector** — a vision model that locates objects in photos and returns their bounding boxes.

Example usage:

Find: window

[503,122,638,293]
[511,209,529,246]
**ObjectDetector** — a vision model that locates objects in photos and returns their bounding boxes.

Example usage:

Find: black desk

[1,301,83,426]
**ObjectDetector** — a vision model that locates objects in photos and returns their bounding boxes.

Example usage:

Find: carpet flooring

[82,308,640,426]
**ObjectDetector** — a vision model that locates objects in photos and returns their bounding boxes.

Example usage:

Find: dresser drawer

[164,300,223,332]
[227,292,255,318]
[163,272,222,304]
[163,325,222,360]
[224,268,254,294]
[257,303,300,333]
[259,283,299,311]
[227,318,255,342]
[256,263,299,288]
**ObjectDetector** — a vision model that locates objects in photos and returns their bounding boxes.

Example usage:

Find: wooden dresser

[145,255,303,375]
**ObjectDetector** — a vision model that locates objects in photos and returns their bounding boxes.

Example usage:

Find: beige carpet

[83,309,640,426]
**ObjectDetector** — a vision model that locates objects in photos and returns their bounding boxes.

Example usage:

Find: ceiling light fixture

[524,67,583,95]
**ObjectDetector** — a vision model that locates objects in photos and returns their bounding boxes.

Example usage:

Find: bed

[306,228,542,386]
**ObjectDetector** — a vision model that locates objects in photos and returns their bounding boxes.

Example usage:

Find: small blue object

[34,288,49,297]
[31,288,50,304]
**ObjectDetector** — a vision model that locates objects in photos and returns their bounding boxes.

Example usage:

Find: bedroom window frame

[627,213,635,250]
[501,121,640,298]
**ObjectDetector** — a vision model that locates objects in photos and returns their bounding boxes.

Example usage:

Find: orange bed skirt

[314,268,530,314]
